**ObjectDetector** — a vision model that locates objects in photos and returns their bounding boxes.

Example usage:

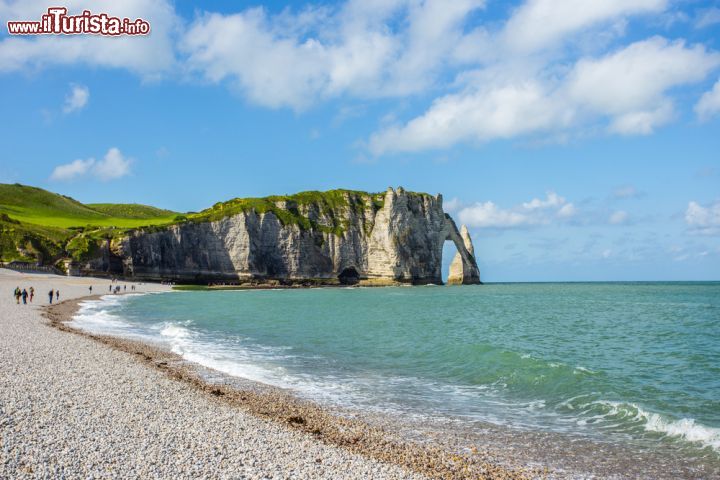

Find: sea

[71,282,720,478]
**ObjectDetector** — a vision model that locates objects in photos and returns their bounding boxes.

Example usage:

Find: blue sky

[1,0,719,281]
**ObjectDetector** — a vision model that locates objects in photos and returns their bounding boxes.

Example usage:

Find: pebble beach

[1,269,540,479]
[0,269,436,479]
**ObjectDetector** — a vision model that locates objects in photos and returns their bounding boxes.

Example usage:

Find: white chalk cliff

[82,188,481,285]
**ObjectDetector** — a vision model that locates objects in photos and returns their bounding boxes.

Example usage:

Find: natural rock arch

[443,217,480,285]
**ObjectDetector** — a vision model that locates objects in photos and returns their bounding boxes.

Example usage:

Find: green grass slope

[0,183,179,263]
[86,203,177,220]
[0,184,177,228]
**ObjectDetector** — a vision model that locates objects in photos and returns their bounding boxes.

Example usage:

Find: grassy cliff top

[188,189,387,230]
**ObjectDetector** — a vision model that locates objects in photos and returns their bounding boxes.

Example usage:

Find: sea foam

[592,400,720,452]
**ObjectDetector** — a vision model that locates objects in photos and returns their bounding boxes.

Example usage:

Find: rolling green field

[0,183,179,263]
[0,184,178,229]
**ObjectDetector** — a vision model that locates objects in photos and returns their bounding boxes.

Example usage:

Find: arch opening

[441,240,460,284]
[338,266,360,285]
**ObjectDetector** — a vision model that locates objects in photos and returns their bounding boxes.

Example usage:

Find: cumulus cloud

[457,191,576,229]
[49,158,94,181]
[369,37,720,154]
[557,203,577,218]
[695,79,720,121]
[2,0,719,155]
[62,84,89,114]
[369,81,568,154]
[50,148,132,182]
[443,197,463,213]
[93,147,132,180]
[181,0,485,110]
[502,0,666,53]
[685,201,720,235]
[522,191,566,210]
[567,37,719,133]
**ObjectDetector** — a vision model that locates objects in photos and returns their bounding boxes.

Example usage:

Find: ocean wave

[158,323,193,340]
[72,296,136,333]
[590,400,720,452]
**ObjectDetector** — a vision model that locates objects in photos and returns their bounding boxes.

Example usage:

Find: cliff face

[84,188,480,285]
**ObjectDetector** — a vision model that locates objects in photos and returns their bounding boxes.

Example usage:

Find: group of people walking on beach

[13,286,34,304]
[13,286,59,304]
[13,280,139,306]
[108,284,134,294]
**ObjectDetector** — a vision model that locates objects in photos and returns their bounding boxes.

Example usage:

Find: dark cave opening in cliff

[338,267,360,285]
[442,240,459,284]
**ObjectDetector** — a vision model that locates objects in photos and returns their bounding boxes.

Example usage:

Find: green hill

[86,203,177,220]
[0,184,178,228]
[0,183,180,264]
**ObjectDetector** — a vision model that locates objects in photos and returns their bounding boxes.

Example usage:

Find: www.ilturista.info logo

[7,7,150,36]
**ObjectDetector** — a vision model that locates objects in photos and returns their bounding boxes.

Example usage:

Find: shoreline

[1,270,430,479]
[44,295,537,480]
[5,271,717,479]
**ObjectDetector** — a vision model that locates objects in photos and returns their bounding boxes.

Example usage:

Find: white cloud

[695,79,720,121]
[62,84,89,114]
[522,191,566,210]
[502,0,666,53]
[458,201,531,228]
[567,37,719,128]
[368,81,569,154]
[685,201,720,235]
[50,158,94,181]
[50,148,132,182]
[458,191,575,229]
[93,147,132,180]
[369,36,720,154]
[181,0,485,110]
[696,7,720,29]
[1,0,719,157]
[609,210,629,224]
[0,0,179,77]
[443,197,463,213]
[606,102,672,135]
[557,203,577,218]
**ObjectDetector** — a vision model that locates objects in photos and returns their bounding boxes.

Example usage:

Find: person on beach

[109,285,112,292]
[89,286,92,294]
[21,289,28,304]
[14,287,21,304]
[124,285,126,292]
[29,286,34,303]
[48,289,54,304]
[56,290,60,301]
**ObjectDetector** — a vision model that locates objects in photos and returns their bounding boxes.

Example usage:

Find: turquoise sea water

[74,283,720,466]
